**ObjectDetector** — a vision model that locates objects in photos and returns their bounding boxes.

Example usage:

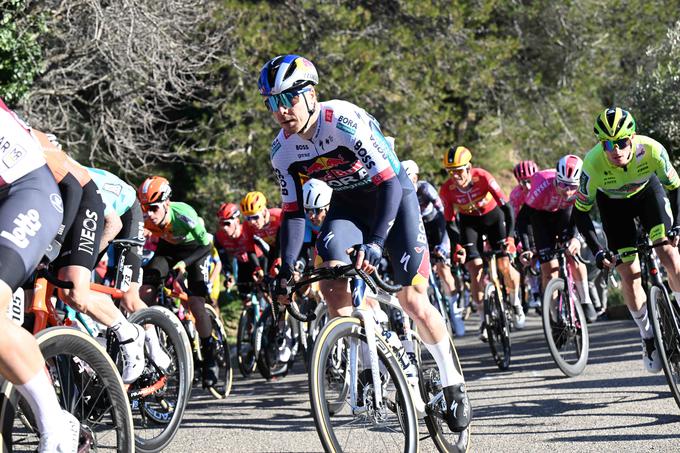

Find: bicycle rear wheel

[483,283,511,370]
[204,304,234,399]
[127,306,192,452]
[236,307,258,377]
[417,336,470,452]
[649,285,680,409]
[309,317,418,453]
[542,277,589,377]
[0,327,134,452]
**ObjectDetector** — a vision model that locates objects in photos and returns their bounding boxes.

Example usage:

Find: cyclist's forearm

[500,202,515,237]
[280,214,306,268]
[432,212,450,252]
[574,208,603,253]
[668,187,680,226]
[447,221,461,248]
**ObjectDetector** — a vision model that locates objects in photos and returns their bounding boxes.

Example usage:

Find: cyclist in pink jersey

[518,156,598,322]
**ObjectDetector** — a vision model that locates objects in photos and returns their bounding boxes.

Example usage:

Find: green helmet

[593,107,636,141]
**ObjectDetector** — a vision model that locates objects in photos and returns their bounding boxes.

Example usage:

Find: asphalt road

[165,312,680,452]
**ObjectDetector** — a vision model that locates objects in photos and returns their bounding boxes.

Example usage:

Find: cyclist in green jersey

[574,107,680,373]
[137,176,218,387]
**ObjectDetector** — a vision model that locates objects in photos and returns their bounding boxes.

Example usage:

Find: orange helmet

[137,176,172,206]
[217,202,240,220]
[240,191,267,216]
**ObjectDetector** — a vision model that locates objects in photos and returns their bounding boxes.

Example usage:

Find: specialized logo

[50,193,64,214]
[271,139,282,158]
[400,252,411,272]
[1,208,41,248]
[77,209,99,255]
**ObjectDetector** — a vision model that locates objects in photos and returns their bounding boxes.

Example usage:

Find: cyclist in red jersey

[214,202,267,294]
[439,146,524,340]
[240,191,283,278]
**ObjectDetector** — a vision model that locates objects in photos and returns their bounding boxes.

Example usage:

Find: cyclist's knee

[319,278,349,302]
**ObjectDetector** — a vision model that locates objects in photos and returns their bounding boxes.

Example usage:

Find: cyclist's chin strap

[299,92,317,136]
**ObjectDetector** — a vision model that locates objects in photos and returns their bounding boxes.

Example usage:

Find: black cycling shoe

[581,303,598,324]
[443,383,471,432]
[200,337,220,388]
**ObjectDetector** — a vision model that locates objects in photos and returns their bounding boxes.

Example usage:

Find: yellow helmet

[240,191,267,216]
[443,146,472,169]
[593,107,636,141]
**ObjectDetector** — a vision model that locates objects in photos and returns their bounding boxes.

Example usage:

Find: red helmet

[513,160,538,182]
[137,176,171,206]
[217,202,240,220]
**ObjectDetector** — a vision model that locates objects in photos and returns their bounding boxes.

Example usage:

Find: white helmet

[258,55,318,96]
[556,154,583,185]
[302,178,332,209]
[401,160,419,178]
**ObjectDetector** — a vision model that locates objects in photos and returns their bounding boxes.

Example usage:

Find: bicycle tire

[483,283,511,370]
[541,277,589,377]
[308,316,419,453]
[204,304,234,399]
[0,327,134,452]
[257,309,292,380]
[416,336,471,452]
[649,285,680,409]
[236,307,258,377]
[127,306,192,452]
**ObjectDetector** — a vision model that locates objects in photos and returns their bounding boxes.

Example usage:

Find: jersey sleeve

[483,170,508,205]
[439,182,456,221]
[345,107,401,186]
[653,144,680,190]
[575,167,596,212]
[424,181,445,214]
[271,135,304,213]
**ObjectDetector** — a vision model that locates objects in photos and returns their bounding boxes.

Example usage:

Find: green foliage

[0,0,45,104]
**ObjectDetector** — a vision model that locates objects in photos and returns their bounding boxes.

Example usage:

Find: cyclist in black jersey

[258,54,470,432]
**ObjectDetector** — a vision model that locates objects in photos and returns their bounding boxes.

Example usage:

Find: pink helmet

[556,155,583,185]
[513,160,538,182]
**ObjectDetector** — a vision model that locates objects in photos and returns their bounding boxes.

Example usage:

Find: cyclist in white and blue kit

[259,54,470,431]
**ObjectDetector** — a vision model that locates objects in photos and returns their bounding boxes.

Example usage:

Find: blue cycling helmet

[258,54,318,96]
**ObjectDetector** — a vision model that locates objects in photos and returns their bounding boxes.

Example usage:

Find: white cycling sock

[575,279,592,305]
[15,369,63,435]
[110,312,137,341]
[630,303,653,340]
[513,286,521,307]
[424,337,463,387]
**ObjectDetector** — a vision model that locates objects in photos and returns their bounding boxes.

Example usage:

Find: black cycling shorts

[316,186,430,286]
[143,240,212,297]
[530,207,573,263]
[597,175,672,257]
[55,180,105,270]
[111,200,145,288]
[0,165,64,290]
[459,206,506,262]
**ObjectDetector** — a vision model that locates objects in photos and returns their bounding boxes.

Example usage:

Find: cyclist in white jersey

[0,98,79,451]
[259,54,470,431]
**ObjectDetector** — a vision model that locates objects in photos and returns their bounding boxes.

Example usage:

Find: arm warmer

[280,212,307,269]
[574,209,603,254]
[668,187,680,227]
[57,173,84,244]
[432,212,450,253]
[368,177,402,247]
[499,202,515,237]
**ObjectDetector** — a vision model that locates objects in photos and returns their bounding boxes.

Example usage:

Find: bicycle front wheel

[204,304,234,399]
[542,277,589,377]
[417,336,471,452]
[309,316,418,453]
[483,283,511,370]
[127,306,192,452]
[0,327,134,452]
[649,285,680,409]
[236,307,258,377]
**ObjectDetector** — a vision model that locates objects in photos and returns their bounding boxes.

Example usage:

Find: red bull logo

[306,156,350,174]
